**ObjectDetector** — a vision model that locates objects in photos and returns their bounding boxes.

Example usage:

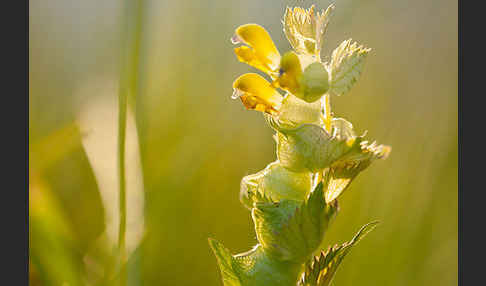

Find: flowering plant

[209,4,391,286]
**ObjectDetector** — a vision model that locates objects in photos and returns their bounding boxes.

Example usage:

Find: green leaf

[300,221,379,286]
[323,118,391,202]
[208,238,242,286]
[251,182,338,262]
[328,39,371,96]
[240,161,313,209]
[266,116,391,191]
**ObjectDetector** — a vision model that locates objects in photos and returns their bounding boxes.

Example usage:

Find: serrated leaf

[265,115,391,197]
[251,182,338,262]
[328,39,371,96]
[209,238,242,286]
[300,221,379,286]
[330,118,356,141]
[323,118,391,203]
[266,115,364,173]
[283,4,334,57]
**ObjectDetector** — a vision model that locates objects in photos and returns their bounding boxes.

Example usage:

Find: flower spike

[213,4,391,286]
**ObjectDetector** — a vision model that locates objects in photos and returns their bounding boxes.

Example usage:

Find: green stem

[323,93,332,133]
[117,83,127,286]
[117,0,144,285]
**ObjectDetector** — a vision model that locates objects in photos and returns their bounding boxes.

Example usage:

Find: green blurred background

[29,0,457,285]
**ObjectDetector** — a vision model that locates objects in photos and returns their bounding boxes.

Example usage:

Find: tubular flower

[231,24,281,76]
[232,73,283,115]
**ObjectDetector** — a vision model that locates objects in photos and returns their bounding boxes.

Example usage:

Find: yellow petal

[234,46,270,75]
[232,73,283,115]
[232,24,281,75]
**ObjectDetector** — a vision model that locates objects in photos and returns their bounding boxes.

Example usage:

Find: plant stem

[117,0,144,285]
[323,93,332,133]
[117,83,127,286]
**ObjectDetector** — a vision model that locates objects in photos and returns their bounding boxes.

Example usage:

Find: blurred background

[29,0,457,285]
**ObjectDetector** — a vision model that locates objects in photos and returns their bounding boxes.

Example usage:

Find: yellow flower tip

[232,24,281,74]
[232,73,283,115]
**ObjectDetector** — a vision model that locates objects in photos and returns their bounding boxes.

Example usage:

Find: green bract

[209,240,303,286]
[240,161,312,209]
[275,53,330,104]
[299,62,330,103]
[277,94,323,125]
[252,183,338,262]
[210,4,391,286]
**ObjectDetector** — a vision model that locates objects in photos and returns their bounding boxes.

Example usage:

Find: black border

[1,0,28,284]
[459,1,483,285]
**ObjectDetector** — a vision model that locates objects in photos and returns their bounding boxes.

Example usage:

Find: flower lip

[232,73,283,115]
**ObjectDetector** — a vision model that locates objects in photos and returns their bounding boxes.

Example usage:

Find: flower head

[230,5,335,112]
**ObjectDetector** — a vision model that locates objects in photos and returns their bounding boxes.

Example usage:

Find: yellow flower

[231,5,334,113]
[231,25,304,114]
[231,24,281,76]
[232,73,283,115]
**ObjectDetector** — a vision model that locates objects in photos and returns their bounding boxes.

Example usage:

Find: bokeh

[29,0,457,285]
